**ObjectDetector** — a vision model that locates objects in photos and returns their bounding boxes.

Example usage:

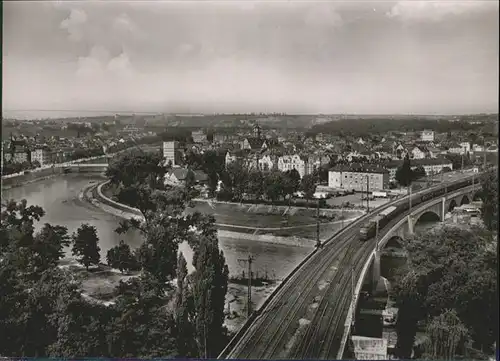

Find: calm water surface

[3,174,313,278]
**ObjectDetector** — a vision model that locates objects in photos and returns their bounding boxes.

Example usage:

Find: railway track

[292,242,358,357]
[261,237,356,359]
[224,173,484,360]
[230,228,358,358]
[297,241,374,359]
[226,202,396,359]
[226,192,405,359]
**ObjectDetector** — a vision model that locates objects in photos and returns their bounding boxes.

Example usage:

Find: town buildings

[383,158,454,182]
[420,130,435,142]
[277,154,309,178]
[258,154,278,171]
[411,146,431,159]
[3,138,31,164]
[192,130,207,143]
[165,168,208,186]
[328,164,389,192]
[447,143,465,155]
[163,141,180,167]
[30,148,47,166]
[4,149,29,164]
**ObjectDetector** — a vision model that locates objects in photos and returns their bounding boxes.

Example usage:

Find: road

[224,172,477,359]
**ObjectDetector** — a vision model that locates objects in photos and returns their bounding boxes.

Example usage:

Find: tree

[479,169,498,232]
[185,169,196,190]
[175,253,196,357]
[109,273,177,358]
[71,224,101,271]
[0,199,44,255]
[283,169,301,200]
[445,153,470,170]
[200,150,225,197]
[30,223,70,272]
[412,165,427,180]
[0,200,78,356]
[300,174,316,205]
[226,161,248,202]
[423,309,471,360]
[191,233,229,357]
[0,200,70,278]
[393,226,498,357]
[394,269,426,358]
[395,154,413,187]
[114,173,205,286]
[133,218,183,284]
[106,150,167,189]
[106,240,139,274]
[265,171,284,205]
[247,169,265,200]
[184,150,203,169]
[48,297,113,357]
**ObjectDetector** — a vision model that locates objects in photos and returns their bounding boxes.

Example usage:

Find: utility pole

[350,241,356,328]
[341,202,345,229]
[472,172,475,194]
[366,175,370,213]
[409,183,412,213]
[316,198,321,248]
[238,255,255,318]
[316,156,322,248]
[461,153,464,172]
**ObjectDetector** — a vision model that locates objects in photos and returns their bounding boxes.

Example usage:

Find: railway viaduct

[338,183,483,358]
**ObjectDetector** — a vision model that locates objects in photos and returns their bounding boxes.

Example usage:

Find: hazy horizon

[3,109,496,122]
[3,0,499,115]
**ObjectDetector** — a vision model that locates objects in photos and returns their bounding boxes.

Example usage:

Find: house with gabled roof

[241,137,267,151]
[278,154,308,178]
[165,168,208,186]
[411,145,431,159]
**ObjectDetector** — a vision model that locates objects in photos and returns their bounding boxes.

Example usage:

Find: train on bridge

[358,176,477,242]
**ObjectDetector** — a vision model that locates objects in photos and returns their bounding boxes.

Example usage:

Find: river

[2,174,314,279]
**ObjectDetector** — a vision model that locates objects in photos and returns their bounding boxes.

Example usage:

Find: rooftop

[330,163,389,174]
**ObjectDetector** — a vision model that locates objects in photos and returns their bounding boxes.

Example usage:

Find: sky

[3,0,499,115]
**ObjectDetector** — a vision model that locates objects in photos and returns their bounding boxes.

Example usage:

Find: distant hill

[3,110,497,130]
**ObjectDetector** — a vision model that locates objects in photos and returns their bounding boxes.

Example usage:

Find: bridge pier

[371,250,381,294]
[441,197,446,222]
[407,215,414,235]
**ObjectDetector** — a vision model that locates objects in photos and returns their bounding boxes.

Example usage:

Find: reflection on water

[3,174,313,277]
[3,174,143,258]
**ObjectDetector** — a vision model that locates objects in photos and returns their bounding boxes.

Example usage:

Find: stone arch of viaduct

[369,185,481,291]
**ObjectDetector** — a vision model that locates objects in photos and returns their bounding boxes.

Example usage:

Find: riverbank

[99,181,364,240]
[1,166,66,190]
[1,147,142,190]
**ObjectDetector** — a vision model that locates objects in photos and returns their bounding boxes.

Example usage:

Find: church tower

[253,123,261,139]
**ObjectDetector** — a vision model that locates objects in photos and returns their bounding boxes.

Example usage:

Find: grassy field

[100,183,363,239]
[191,201,353,228]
